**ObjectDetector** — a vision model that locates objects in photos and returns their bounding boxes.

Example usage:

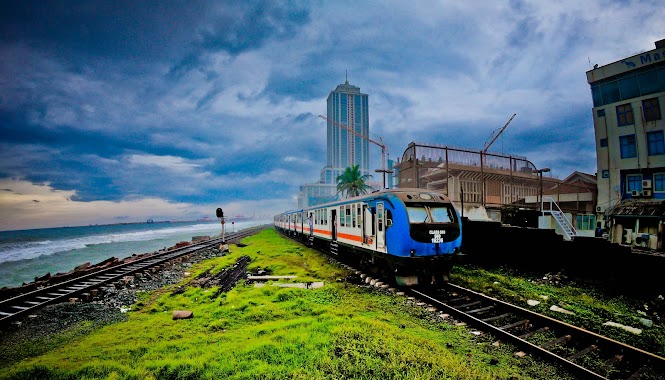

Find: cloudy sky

[0,0,663,231]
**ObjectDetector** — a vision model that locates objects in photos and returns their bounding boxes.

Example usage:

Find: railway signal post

[216,207,229,252]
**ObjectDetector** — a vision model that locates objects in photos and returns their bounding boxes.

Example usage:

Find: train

[274,188,463,286]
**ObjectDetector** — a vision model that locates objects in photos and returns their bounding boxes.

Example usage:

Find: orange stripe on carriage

[337,232,362,242]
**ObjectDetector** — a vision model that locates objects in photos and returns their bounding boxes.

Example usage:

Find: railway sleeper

[499,318,529,331]
[626,365,648,380]
[518,326,550,339]
[566,344,598,361]
[603,354,623,367]
[540,334,572,349]
[457,300,482,309]
[481,312,512,323]
[467,305,495,315]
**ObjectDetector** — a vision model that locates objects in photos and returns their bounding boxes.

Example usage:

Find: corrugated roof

[607,199,665,217]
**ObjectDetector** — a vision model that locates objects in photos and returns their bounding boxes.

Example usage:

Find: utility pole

[480,113,517,205]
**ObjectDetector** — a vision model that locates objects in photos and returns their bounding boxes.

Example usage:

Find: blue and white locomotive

[274,188,463,285]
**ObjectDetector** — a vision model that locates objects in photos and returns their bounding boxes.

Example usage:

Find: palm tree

[336,165,373,198]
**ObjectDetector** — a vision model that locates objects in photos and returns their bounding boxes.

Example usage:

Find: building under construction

[393,141,598,238]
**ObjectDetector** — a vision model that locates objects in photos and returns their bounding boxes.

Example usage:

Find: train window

[352,205,357,227]
[406,206,429,223]
[340,207,345,227]
[430,206,455,223]
[346,206,351,227]
[357,205,362,227]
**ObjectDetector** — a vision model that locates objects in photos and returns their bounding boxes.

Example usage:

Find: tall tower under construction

[321,79,370,184]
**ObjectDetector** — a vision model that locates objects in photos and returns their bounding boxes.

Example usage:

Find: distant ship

[147,219,154,223]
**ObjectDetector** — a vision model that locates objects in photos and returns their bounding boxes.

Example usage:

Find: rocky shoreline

[0,240,199,302]
[0,242,225,367]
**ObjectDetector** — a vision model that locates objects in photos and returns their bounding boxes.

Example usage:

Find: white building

[587,39,665,249]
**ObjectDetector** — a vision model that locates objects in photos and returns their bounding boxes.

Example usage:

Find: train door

[331,209,337,241]
[377,202,385,250]
[364,205,375,245]
[362,205,368,244]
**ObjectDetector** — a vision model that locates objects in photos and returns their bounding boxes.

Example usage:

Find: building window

[618,75,640,99]
[647,131,665,156]
[616,103,634,126]
[596,109,605,117]
[600,81,620,104]
[619,134,637,158]
[575,214,596,231]
[600,138,608,147]
[638,69,660,95]
[602,170,609,178]
[643,98,662,122]
[627,174,643,194]
[654,173,665,192]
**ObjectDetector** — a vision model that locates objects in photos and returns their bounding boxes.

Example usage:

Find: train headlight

[410,249,416,257]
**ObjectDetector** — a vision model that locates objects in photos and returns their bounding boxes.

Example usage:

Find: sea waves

[0,222,225,264]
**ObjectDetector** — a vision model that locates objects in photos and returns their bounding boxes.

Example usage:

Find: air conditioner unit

[635,234,650,248]
[643,189,652,197]
[622,228,633,244]
[643,179,652,189]
[631,189,641,196]
[596,206,604,213]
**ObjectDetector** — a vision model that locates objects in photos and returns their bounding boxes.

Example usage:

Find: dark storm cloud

[198,1,310,54]
[0,0,663,231]
[0,0,209,62]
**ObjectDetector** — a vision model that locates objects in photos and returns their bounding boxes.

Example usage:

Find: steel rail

[410,283,665,380]
[0,225,268,327]
[275,227,665,379]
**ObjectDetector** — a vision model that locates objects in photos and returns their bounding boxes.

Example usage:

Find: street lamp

[535,168,551,215]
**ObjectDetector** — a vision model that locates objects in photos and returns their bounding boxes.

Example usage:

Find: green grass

[450,265,665,357]
[2,229,577,380]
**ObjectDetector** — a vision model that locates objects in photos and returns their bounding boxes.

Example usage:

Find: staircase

[542,197,578,241]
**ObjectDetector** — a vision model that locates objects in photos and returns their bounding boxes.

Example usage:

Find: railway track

[411,283,665,380]
[0,225,268,328]
[282,229,665,379]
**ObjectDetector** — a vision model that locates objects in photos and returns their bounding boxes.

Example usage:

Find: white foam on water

[0,221,265,264]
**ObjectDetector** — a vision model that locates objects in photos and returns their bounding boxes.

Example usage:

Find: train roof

[277,188,453,215]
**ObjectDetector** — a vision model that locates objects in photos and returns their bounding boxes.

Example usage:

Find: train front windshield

[405,203,460,243]
[406,205,456,224]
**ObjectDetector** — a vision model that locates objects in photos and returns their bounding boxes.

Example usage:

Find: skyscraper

[320,79,370,184]
[298,79,371,208]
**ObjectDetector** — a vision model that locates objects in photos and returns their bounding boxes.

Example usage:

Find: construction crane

[318,114,391,189]
[482,113,516,153]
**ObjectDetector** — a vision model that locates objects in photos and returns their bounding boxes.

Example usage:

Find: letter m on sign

[641,54,652,65]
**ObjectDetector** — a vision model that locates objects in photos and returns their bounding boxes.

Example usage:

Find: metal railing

[542,196,578,240]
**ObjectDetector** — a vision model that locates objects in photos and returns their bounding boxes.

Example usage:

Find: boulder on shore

[173,310,194,320]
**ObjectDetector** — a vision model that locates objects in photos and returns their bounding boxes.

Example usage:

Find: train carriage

[274,188,463,285]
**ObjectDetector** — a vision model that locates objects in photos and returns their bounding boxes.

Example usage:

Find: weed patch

[2,230,579,379]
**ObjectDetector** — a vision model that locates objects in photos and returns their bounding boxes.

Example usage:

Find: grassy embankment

[1,228,576,380]
[452,265,665,357]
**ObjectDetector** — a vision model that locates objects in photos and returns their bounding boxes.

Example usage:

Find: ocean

[0,219,270,289]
